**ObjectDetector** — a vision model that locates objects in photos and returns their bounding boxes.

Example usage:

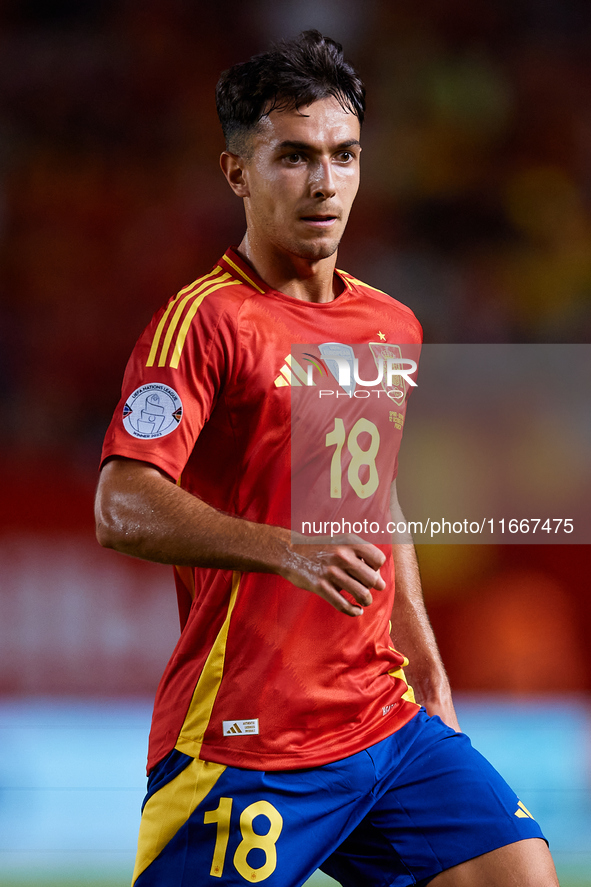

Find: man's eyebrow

[275,139,361,152]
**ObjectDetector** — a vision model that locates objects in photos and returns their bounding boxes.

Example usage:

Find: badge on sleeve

[122,384,183,440]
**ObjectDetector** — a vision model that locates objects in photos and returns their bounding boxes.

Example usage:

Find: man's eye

[339,151,353,162]
[286,153,303,163]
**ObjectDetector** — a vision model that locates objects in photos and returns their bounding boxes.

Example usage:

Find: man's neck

[236,235,341,303]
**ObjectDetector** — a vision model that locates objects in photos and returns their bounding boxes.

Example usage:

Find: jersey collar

[220,247,352,300]
[220,248,268,294]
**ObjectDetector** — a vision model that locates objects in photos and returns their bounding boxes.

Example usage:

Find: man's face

[239,96,361,263]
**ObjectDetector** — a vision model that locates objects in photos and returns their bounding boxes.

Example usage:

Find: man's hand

[281,535,386,617]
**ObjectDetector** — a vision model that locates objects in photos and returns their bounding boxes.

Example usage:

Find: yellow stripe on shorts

[132,756,226,884]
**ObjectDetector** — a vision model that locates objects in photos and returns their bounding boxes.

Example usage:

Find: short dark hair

[216,30,366,155]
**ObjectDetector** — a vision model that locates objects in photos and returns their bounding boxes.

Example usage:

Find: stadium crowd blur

[0,0,590,697]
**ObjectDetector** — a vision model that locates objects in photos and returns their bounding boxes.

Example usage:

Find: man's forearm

[95,457,291,572]
[391,545,450,698]
[389,480,460,730]
[390,542,460,731]
[95,457,386,617]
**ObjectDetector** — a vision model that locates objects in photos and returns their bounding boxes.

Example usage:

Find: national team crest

[368,342,408,405]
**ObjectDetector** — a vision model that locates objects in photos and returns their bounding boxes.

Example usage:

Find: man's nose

[311,158,336,199]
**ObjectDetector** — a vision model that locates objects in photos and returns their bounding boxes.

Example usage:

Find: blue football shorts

[132,708,546,887]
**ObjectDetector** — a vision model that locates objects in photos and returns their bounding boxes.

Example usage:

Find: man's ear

[220,152,250,198]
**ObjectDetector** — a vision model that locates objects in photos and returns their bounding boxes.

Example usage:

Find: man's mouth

[300,214,338,227]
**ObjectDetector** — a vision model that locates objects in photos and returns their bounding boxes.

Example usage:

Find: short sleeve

[100,279,239,481]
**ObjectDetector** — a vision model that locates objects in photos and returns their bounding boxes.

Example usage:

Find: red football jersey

[101,248,423,772]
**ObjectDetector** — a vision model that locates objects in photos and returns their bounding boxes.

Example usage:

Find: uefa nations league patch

[122,384,183,440]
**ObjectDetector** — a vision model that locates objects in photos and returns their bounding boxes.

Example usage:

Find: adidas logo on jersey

[514,800,535,820]
[274,354,316,388]
[223,719,260,736]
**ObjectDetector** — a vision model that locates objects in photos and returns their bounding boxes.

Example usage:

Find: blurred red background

[0,0,589,697]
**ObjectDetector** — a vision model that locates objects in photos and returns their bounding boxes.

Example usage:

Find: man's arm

[390,481,460,731]
[95,457,386,618]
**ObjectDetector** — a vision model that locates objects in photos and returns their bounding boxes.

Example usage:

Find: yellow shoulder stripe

[223,254,265,294]
[146,268,240,368]
[338,270,388,296]
[169,277,240,368]
[146,268,223,366]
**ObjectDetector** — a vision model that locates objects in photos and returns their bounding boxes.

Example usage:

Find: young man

[95,31,559,887]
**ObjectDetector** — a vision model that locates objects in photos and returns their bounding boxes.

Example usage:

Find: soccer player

[95,30,559,887]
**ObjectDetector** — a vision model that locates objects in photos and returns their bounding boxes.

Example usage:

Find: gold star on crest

[377,330,386,341]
